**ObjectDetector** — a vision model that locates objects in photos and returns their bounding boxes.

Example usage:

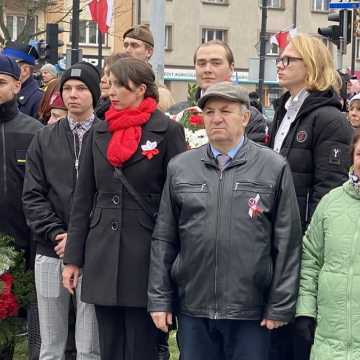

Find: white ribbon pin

[141,140,158,151]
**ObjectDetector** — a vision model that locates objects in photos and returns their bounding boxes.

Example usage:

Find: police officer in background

[2,42,43,118]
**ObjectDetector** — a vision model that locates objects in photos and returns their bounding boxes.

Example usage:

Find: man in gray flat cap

[148,82,302,360]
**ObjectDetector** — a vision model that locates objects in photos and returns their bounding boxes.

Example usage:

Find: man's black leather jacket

[148,138,302,322]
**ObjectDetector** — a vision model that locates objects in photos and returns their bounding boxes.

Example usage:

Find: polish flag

[270,28,298,49]
[89,0,113,33]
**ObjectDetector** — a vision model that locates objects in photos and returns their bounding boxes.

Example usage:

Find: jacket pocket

[15,149,27,166]
[89,207,102,229]
[175,183,208,193]
[174,183,209,223]
[137,212,155,231]
[232,180,274,217]
[233,180,273,194]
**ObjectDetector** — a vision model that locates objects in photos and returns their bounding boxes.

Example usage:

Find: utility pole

[150,0,165,84]
[137,0,142,25]
[71,0,80,65]
[293,0,298,27]
[258,0,268,104]
[98,30,103,71]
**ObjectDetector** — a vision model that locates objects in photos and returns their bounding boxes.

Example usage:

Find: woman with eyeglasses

[269,33,353,360]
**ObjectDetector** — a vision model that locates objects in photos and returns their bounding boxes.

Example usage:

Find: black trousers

[177,314,270,360]
[270,323,312,360]
[95,305,159,360]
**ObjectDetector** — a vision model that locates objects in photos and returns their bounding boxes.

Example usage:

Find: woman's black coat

[63,109,186,307]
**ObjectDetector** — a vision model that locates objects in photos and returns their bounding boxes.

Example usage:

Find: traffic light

[318,10,352,49]
[46,23,64,64]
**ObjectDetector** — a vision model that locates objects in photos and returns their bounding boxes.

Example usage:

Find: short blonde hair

[290,34,341,93]
[157,85,175,112]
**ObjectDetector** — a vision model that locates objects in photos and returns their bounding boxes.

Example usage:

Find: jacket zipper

[214,169,225,319]
[1,123,7,196]
[305,190,310,223]
[346,219,360,360]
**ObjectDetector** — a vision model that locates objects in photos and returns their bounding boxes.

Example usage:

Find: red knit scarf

[105,97,157,167]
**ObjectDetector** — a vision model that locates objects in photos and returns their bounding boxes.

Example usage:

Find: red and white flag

[270,28,298,50]
[88,0,113,33]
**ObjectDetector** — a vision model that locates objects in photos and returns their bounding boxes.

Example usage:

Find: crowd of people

[0,24,360,360]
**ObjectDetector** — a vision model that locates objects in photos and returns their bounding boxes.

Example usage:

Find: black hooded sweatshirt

[0,98,43,250]
[269,88,353,231]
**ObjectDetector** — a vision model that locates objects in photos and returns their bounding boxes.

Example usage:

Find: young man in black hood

[269,33,353,360]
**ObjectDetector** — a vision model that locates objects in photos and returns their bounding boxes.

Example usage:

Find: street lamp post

[258,0,268,104]
[71,0,80,65]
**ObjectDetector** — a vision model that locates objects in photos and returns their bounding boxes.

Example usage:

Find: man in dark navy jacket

[2,42,43,118]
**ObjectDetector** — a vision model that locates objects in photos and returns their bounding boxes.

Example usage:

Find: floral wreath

[172,83,208,149]
[0,234,36,349]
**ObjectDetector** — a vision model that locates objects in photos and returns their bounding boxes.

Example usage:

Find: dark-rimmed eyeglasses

[275,56,303,67]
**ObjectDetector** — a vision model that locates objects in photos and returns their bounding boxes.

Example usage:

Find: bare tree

[0,0,63,46]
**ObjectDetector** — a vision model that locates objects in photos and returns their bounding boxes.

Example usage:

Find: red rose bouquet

[0,234,36,355]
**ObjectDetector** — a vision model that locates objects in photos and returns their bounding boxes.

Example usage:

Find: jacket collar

[94,109,169,168]
[201,137,249,169]
[0,98,19,123]
[18,77,41,105]
[343,180,360,200]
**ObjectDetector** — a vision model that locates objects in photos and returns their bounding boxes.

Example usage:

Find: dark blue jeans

[177,314,270,360]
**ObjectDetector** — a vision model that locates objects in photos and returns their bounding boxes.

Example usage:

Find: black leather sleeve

[264,162,303,322]
[148,161,179,313]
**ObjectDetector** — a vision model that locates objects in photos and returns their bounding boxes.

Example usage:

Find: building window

[202,28,227,43]
[6,15,37,41]
[312,0,329,12]
[259,0,283,8]
[70,20,107,46]
[165,25,173,50]
[356,38,360,59]
[203,0,228,4]
[266,38,279,55]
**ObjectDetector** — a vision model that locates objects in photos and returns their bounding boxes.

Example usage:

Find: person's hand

[295,316,316,344]
[260,319,287,330]
[62,264,80,295]
[54,233,67,258]
[151,312,173,333]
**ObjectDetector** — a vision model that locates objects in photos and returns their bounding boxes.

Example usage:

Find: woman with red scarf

[62,57,186,360]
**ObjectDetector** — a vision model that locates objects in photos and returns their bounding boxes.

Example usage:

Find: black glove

[295,316,316,344]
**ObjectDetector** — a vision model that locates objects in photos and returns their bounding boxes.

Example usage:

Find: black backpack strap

[113,167,156,223]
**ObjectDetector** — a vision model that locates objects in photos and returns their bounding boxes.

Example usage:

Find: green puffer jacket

[296,180,360,360]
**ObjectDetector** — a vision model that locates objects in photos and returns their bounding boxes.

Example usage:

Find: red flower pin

[141,140,159,160]
[248,194,263,219]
